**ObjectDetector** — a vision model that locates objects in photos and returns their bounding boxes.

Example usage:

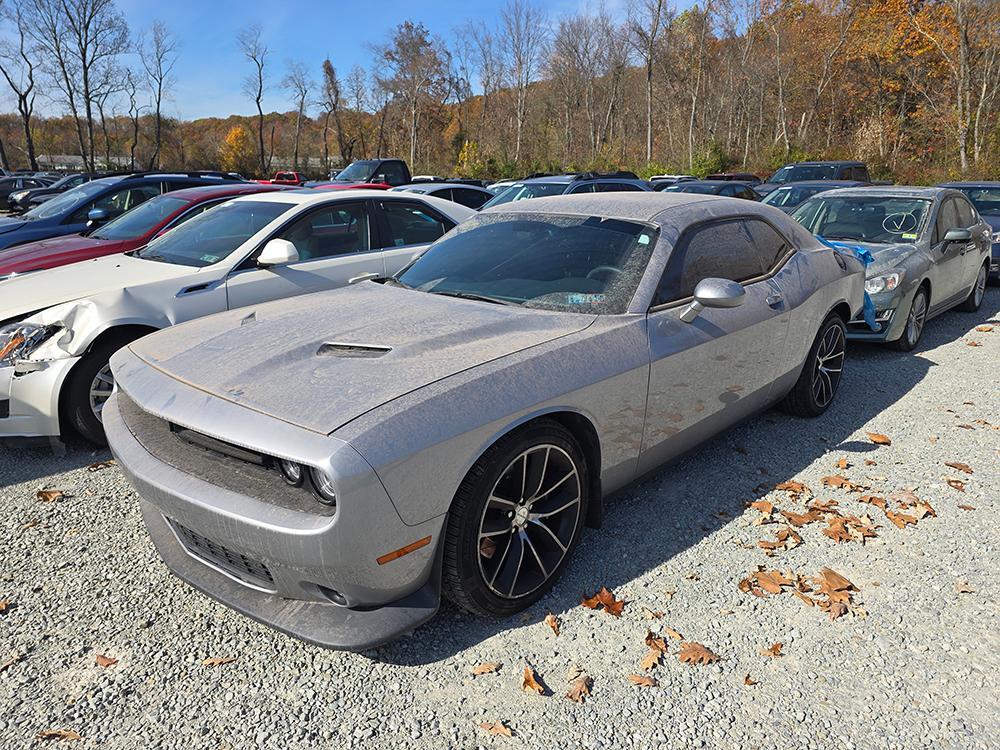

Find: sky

[108,0,651,120]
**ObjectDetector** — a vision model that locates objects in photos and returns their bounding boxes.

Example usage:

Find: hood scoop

[316,341,392,359]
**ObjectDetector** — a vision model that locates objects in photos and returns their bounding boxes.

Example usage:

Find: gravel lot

[2,289,998,750]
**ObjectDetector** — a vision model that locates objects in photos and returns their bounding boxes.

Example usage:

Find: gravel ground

[2,289,998,750]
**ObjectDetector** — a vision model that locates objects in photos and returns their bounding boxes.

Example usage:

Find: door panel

[930,198,968,305]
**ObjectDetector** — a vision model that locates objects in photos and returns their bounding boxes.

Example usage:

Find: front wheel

[890,286,928,351]
[781,314,847,418]
[63,337,133,445]
[957,262,988,312]
[441,420,589,617]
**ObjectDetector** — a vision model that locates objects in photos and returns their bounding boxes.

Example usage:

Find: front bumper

[103,388,445,651]
[990,244,999,281]
[845,287,913,343]
[0,357,79,438]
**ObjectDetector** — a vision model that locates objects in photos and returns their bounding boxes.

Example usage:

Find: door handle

[765,293,783,307]
[349,272,381,284]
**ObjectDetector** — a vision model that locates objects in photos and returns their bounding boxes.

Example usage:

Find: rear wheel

[890,286,928,351]
[63,336,135,445]
[782,314,846,418]
[442,420,589,617]
[957,262,987,312]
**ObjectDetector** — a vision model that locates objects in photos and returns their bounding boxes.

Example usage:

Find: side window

[654,220,766,305]
[933,199,960,245]
[167,200,224,230]
[744,219,791,271]
[275,203,370,261]
[380,202,451,247]
[738,187,758,200]
[377,162,407,186]
[568,183,596,194]
[25,179,45,188]
[69,185,160,223]
[597,182,642,193]
[719,184,737,197]
[451,188,490,209]
[955,197,976,227]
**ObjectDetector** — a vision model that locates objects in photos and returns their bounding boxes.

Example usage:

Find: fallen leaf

[835,457,850,470]
[792,589,817,607]
[664,627,683,641]
[95,653,118,668]
[87,460,115,472]
[521,666,545,695]
[749,500,774,516]
[957,504,975,511]
[775,480,810,497]
[0,599,11,614]
[780,509,822,527]
[201,656,237,667]
[641,606,664,620]
[866,432,891,445]
[640,648,662,671]
[864,459,877,466]
[478,721,512,737]
[954,580,974,594]
[744,673,758,686]
[644,630,668,654]
[471,661,501,676]
[945,461,973,475]
[827,601,849,620]
[946,479,966,492]
[760,642,783,658]
[565,675,592,703]
[678,641,720,665]
[581,586,625,617]
[37,729,82,741]
[886,510,917,529]
[821,475,863,492]
[479,537,497,558]
[626,674,658,687]
[543,612,559,637]
[956,423,975,430]
[858,494,887,511]
[966,340,982,347]
[35,489,66,503]
[975,324,994,332]
[822,517,853,544]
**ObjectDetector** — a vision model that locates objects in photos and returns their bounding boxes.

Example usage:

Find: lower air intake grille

[171,520,275,589]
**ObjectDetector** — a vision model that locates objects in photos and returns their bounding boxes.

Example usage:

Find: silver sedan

[104,193,865,649]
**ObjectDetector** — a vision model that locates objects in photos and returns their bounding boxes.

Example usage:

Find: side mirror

[943,227,971,244]
[679,278,746,323]
[257,238,299,268]
[86,207,109,226]
[373,173,386,184]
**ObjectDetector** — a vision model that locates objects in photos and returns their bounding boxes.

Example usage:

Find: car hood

[982,214,1000,233]
[0,234,123,276]
[127,282,596,435]
[0,253,194,322]
[0,217,28,234]
[842,241,922,277]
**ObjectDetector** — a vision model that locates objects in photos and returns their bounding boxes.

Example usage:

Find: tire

[63,336,134,445]
[889,286,929,351]
[441,419,590,617]
[957,262,988,312]
[781,314,847,418]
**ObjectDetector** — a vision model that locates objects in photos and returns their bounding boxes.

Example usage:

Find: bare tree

[238,24,269,176]
[282,60,311,171]
[320,59,350,170]
[346,65,370,158]
[141,20,177,169]
[0,3,41,170]
[500,0,549,163]
[628,0,670,163]
[124,67,142,169]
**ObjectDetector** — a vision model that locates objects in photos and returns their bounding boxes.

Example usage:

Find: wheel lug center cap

[513,506,529,527]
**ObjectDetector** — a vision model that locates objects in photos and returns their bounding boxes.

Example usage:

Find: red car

[0,183,292,278]
[255,171,308,186]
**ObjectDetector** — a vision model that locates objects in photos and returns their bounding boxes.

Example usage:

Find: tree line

[1,0,998,182]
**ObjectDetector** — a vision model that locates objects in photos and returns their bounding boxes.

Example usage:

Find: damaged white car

[0,190,474,443]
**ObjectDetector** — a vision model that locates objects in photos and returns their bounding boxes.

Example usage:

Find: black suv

[0,171,245,251]
[756,161,870,196]
[7,172,116,213]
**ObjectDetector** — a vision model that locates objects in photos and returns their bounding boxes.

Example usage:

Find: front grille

[170,519,275,589]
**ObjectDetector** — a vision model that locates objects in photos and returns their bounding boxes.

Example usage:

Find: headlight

[865,270,904,295]
[309,468,337,506]
[277,459,304,486]
[0,323,59,367]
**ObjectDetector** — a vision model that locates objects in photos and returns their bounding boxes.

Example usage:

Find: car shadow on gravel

[372,289,999,665]
[0,435,111,488]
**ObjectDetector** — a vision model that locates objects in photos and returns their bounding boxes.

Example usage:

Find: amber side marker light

[376,536,432,565]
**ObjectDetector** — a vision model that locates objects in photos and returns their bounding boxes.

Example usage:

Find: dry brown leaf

[565,675,592,703]
[640,648,662,671]
[641,606,664,620]
[866,432,892,445]
[37,729,82,741]
[36,489,66,503]
[581,586,625,617]
[478,721,513,737]
[957,423,975,430]
[95,653,117,668]
[966,340,982,347]
[664,627,683,641]
[201,656,237,667]
[644,630,668,654]
[678,641,720,665]
[543,612,559,637]
[760,642,783,658]
[821,475,863,492]
[779,509,822,527]
[835,457,850,470]
[975,324,994,332]
[946,479,966,492]
[864,459,877,466]
[885,510,917,529]
[626,674,658,688]
[858,494,887,511]
[775,480,810,496]
[792,589,817,607]
[945,461,973,474]
[744,673,758,686]
[521,666,545,695]
[86,460,115,472]
[955,580,974,594]
[827,601,849,620]
[822,517,853,544]
[749,500,775,516]
[0,599,11,614]
[471,661,501,676]
[957,504,976,511]
[756,570,792,594]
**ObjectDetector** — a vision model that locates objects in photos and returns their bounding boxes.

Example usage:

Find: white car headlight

[865,270,904,295]
[0,323,60,367]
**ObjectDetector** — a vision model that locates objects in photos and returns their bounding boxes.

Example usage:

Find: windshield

[762,185,828,208]
[770,165,839,184]
[333,161,377,181]
[396,212,658,314]
[91,196,189,240]
[47,174,82,190]
[135,200,293,267]
[664,183,718,195]
[23,180,111,220]
[953,186,1000,216]
[481,183,569,209]
[793,196,931,244]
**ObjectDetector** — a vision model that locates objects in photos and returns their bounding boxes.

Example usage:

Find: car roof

[678,180,753,187]
[772,180,867,188]
[937,181,1000,188]
[782,160,864,167]
[810,185,954,199]
[225,188,457,208]
[160,183,291,202]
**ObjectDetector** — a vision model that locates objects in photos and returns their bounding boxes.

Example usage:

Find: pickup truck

[256,171,308,186]
[311,158,412,190]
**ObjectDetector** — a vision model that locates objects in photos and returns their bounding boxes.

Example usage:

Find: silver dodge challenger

[104,193,865,649]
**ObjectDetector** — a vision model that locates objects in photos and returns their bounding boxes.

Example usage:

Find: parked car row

[0,165,993,653]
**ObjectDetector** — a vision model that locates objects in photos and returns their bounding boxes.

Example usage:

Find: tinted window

[736,187,759,201]
[397,213,658,314]
[481,182,569,208]
[23,180,111,219]
[276,203,370,260]
[954,197,976,227]
[91,195,189,240]
[378,162,408,186]
[24,179,46,188]
[745,219,791,270]
[933,198,961,245]
[567,183,596,194]
[381,202,451,247]
[954,186,1000,216]
[70,185,161,223]
[655,220,765,305]
[135,200,293,267]
[450,188,490,209]
[597,182,643,192]
[0,178,15,188]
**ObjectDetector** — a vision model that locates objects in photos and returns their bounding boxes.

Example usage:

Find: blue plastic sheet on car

[816,236,881,332]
